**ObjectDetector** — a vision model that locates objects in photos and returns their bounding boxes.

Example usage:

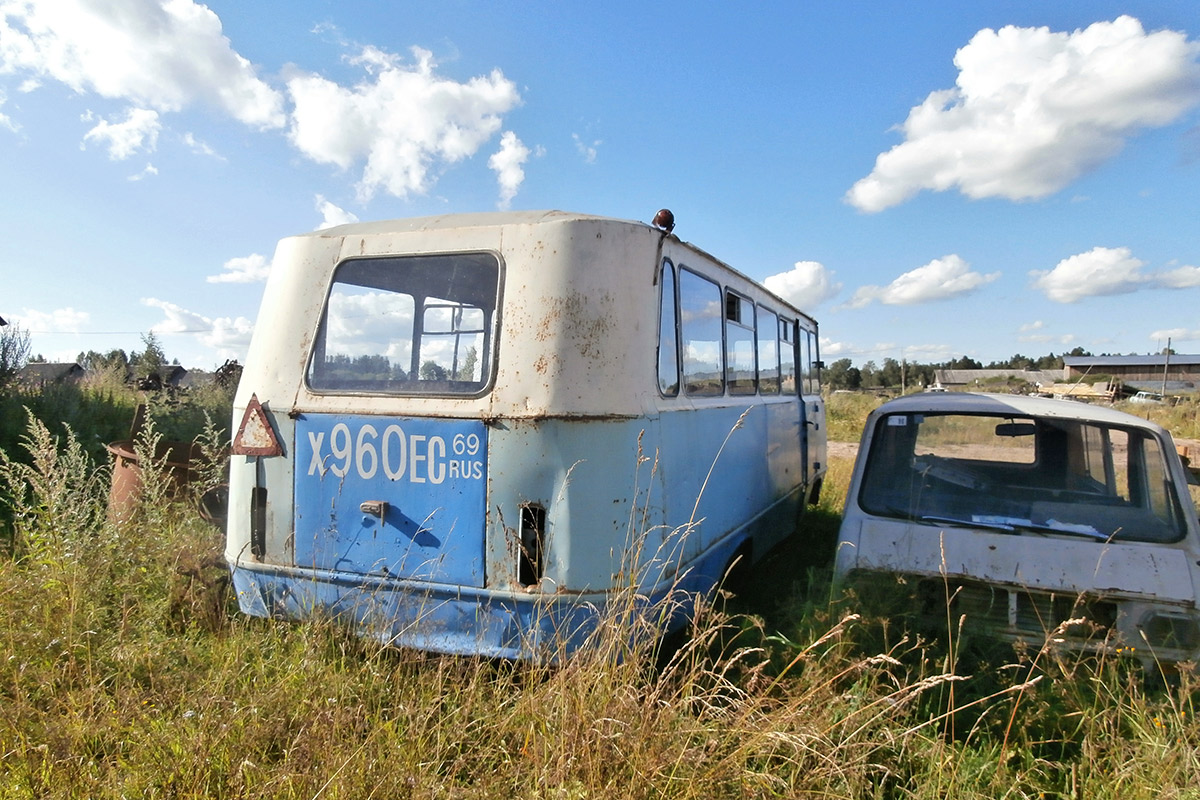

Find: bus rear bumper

[228,561,697,661]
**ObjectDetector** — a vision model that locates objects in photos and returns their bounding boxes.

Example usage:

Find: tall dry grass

[2,414,1200,798]
[1119,394,1200,440]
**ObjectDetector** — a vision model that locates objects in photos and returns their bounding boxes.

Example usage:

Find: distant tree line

[822,347,1096,391]
[73,333,178,378]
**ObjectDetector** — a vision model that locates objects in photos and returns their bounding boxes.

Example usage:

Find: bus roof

[293,209,813,324]
[309,210,638,238]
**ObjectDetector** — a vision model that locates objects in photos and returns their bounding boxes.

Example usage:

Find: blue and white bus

[225,210,826,659]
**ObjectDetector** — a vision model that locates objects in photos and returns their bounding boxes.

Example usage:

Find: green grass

[825,391,885,443]
[3,407,1200,797]
[1118,395,1200,440]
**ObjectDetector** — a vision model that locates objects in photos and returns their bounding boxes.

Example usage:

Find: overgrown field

[2,387,1200,797]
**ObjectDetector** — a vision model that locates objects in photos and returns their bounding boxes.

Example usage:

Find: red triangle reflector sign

[232,393,283,457]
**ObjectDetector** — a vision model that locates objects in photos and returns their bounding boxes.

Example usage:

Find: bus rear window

[307,253,500,395]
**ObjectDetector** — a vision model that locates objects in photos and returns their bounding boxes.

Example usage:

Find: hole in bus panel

[518,503,546,587]
[307,253,501,395]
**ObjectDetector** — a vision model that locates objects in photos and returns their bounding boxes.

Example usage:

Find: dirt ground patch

[827,441,858,461]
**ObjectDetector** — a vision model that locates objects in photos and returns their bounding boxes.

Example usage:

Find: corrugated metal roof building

[1063,354,1200,392]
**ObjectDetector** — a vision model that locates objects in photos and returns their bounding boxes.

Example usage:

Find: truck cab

[836,392,1200,662]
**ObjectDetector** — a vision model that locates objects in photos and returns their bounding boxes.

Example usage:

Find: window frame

[678,266,726,397]
[657,258,681,397]
[756,305,781,395]
[306,251,503,398]
[724,288,757,395]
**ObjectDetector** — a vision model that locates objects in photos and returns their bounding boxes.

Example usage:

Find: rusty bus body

[225,211,826,659]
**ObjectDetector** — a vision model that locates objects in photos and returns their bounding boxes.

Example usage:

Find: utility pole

[1162,337,1171,398]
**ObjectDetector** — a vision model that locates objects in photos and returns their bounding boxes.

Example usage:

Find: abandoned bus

[225,210,826,659]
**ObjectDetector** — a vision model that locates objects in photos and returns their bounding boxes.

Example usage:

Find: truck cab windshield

[858,412,1189,544]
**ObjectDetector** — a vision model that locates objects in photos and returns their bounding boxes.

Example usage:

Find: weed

[3,412,1200,797]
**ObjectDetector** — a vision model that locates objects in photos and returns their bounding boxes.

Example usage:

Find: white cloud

[1015,321,1076,347]
[572,132,600,164]
[315,195,359,230]
[847,254,999,308]
[846,16,1200,212]
[284,45,521,201]
[1149,327,1200,342]
[488,130,529,209]
[206,253,271,284]
[763,261,843,309]
[902,343,957,362]
[3,5,524,195]
[1157,264,1200,288]
[0,0,285,129]
[819,337,851,357]
[1019,331,1077,346]
[201,314,256,356]
[82,107,160,159]
[144,298,210,332]
[126,162,158,181]
[15,306,90,332]
[182,131,222,159]
[1030,246,1149,302]
[143,297,254,358]
[1033,248,1200,302]
[0,88,17,132]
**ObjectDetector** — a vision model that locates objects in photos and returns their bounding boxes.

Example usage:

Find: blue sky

[2,0,1199,370]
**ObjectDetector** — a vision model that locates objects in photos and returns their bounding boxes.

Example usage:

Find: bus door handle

[360,500,388,518]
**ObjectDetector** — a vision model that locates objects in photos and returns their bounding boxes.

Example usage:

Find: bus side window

[657,260,679,396]
[725,290,756,395]
[779,318,797,394]
[680,268,724,396]
[757,306,780,394]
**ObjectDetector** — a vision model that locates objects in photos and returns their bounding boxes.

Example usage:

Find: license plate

[293,414,487,586]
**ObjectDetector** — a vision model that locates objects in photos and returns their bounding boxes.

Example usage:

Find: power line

[23,329,214,335]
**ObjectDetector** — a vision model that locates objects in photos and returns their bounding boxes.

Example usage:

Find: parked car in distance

[1130,390,1164,404]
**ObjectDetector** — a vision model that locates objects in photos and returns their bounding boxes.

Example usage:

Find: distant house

[16,362,85,386]
[162,365,188,387]
[1063,354,1200,394]
[177,369,211,389]
[136,364,189,391]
